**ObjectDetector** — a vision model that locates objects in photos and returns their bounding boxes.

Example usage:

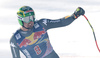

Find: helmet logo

[24,10,33,14]
[29,13,31,15]
[22,6,29,11]
[17,11,25,17]
[18,16,23,20]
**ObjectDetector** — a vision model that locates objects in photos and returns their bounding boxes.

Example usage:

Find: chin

[28,26,33,29]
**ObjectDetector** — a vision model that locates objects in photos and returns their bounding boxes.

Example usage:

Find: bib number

[34,45,42,55]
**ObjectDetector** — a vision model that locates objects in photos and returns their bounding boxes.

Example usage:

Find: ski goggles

[18,15,35,23]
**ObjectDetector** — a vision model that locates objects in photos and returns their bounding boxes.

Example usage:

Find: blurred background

[0,0,100,58]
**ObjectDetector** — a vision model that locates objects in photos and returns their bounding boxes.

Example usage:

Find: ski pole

[83,15,100,52]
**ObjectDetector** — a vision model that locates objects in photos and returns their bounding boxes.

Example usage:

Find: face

[23,21,34,29]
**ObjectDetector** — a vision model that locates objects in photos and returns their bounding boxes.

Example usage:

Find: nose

[28,21,34,25]
[29,21,34,23]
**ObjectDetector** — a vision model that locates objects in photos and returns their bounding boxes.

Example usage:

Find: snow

[0,0,100,58]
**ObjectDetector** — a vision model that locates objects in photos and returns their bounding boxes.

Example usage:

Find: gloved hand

[72,7,85,19]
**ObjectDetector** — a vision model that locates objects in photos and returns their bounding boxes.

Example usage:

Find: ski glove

[72,7,85,19]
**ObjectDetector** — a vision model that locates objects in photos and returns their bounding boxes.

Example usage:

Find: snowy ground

[0,0,100,58]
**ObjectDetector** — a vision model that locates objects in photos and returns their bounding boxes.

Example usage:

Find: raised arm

[38,7,85,30]
[38,16,74,30]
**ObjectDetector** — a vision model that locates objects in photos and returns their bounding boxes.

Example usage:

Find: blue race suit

[10,16,75,58]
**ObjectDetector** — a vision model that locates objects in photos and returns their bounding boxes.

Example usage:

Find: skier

[10,6,85,58]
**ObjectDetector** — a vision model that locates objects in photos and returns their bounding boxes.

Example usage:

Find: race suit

[10,16,76,58]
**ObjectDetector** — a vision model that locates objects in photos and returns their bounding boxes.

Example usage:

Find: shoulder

[36,18,50,26]
[10,29,20,43]
[10,35,15,42]
[34,19,49,30]
[10,30,20,48]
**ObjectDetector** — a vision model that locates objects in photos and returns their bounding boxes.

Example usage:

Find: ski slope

[0,0,100,58]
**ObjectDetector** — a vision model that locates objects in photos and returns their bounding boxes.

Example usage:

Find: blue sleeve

[10,36,21,58]
[38,16,75,30]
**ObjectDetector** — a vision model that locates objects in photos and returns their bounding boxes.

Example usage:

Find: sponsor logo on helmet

[24,10,33,14]
[18,16,23,20]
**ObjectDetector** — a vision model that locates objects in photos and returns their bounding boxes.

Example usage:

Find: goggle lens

[23,15,35,23]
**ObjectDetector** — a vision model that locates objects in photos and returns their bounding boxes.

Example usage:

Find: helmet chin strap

[22,25,31,29]
[22,21,31,30]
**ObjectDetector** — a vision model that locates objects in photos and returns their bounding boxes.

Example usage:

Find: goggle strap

[18,16,23,20]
